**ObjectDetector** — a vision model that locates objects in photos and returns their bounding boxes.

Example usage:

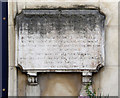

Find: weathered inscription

[16,9,105,71]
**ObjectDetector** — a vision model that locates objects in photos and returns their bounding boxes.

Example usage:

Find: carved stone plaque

[15,8,105,73]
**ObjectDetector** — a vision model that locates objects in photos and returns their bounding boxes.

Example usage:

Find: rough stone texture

[16,9,105,72]
[8,0,118,96]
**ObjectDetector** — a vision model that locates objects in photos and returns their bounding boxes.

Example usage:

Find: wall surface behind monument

[8,0,118,96]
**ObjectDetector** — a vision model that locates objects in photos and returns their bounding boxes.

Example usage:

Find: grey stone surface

[8,1,118,96]
[15,8,105,73]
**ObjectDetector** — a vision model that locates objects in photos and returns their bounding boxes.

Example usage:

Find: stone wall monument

[15,6,105,96]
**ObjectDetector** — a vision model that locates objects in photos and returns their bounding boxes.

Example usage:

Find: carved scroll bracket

[27,72,38,85]
[80,71,93,96]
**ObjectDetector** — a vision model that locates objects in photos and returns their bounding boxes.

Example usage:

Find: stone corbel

[27,72,38,85]
[80,71,93,96]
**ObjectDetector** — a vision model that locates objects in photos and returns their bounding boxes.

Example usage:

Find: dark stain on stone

[16,6,105,38]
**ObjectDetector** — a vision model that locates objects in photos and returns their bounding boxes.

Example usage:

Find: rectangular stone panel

[16,8,105,72]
